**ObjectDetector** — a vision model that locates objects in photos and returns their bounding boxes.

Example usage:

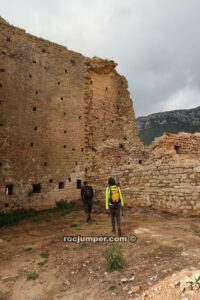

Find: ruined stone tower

[0,17,143,211]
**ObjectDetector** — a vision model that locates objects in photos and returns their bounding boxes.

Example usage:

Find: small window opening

[68,177,71,182]
[42,49,46,53]
[90,80,93,84]
[32,60,36,64]
[64,130,67,134]
[64,145,66,148]
[0,83,2,88]
[0,123,3,126]
[44,162,47,166]
[139,160,142,164]
[33,107,36,111]
[29,74,32,78]
[30,143,33,147]
[64,112,66,115]
[72,148,75,151]
[65,69,68,73]
[59,182,65,189]
[105,87,108,91]
[32,184,41,193]
[85,168,88,173]
[7,37,10,42]
[5,184,13,195]
[35,91,38,95]
[82,148,84,152]
[34,126,37,130]
[4,203,9,208]
[79,116,81,119]
[49,179,53,183]
[61,97,63,100]
[57,82,60,85]
[75,161,77,165]
[0,162,2,167]
[174,145,180,154]
[77,180,81,189]
[0,68,5,72]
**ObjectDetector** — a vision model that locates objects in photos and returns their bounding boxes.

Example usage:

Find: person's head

[108,177,115,186]
[84,181,87,186]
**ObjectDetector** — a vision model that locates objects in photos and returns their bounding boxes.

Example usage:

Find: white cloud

[0,0,200,116]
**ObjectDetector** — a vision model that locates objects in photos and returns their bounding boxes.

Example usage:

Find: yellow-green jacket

[105,185,124,210]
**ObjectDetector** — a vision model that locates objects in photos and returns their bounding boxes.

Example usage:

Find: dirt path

[0,207,200,300]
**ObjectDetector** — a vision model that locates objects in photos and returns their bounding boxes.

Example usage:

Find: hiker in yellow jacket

[106,177,124,236]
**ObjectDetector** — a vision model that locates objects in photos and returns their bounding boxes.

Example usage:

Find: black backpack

[83,186,93,199]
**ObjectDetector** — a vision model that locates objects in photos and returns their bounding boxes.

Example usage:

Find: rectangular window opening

[77,180,81,189]
[5,184,13,195]
[139,160,142,164]
[174,145,180,154]
[32,183,41,193]
[59,182,65,189]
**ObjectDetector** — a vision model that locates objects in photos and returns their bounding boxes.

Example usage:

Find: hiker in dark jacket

[81,181,94,222]
[105,177,124,236]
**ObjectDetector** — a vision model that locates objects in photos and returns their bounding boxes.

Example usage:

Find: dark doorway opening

[5,184,13,195]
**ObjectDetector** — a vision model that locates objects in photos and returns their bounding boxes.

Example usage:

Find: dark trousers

[109,205,120,231]
[83,198,93,214]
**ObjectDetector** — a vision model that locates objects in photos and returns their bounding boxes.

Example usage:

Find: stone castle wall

[91,132,200,216]
[0,18,142,211]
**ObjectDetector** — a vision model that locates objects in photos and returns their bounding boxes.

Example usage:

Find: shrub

[0,209,39,227]
[27,272,39,280]
[40,251,49,259]
[38,258,48,266]
[102,245,124,272]
[50,200,73,216]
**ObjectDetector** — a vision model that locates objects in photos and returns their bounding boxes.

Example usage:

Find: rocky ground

[0,205,200,300]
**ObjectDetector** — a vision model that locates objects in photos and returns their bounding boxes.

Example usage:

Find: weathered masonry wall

[127,132,200,215]
[91,132,200,216]
[0,18,89,210]
[0,18,143,211]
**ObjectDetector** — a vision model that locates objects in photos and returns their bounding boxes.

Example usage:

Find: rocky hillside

[136,106,200,145]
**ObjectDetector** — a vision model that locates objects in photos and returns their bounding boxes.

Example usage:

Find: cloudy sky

[1,0,200,116]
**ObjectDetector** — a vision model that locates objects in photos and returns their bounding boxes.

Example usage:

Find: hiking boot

[112,229,116,233]
[118,229,122,236]
[86,216,90,223]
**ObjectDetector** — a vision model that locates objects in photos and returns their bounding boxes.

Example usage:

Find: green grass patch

[70,223,79,228]
[108,284,116,291]
[102,245,125,272]
[27,272,39,280]
[50,200,73,217]
[172,266,181,272]
[40,251,49,259]
[38,258,48,266]
[0,209,39,227]
[24,247,33,252]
